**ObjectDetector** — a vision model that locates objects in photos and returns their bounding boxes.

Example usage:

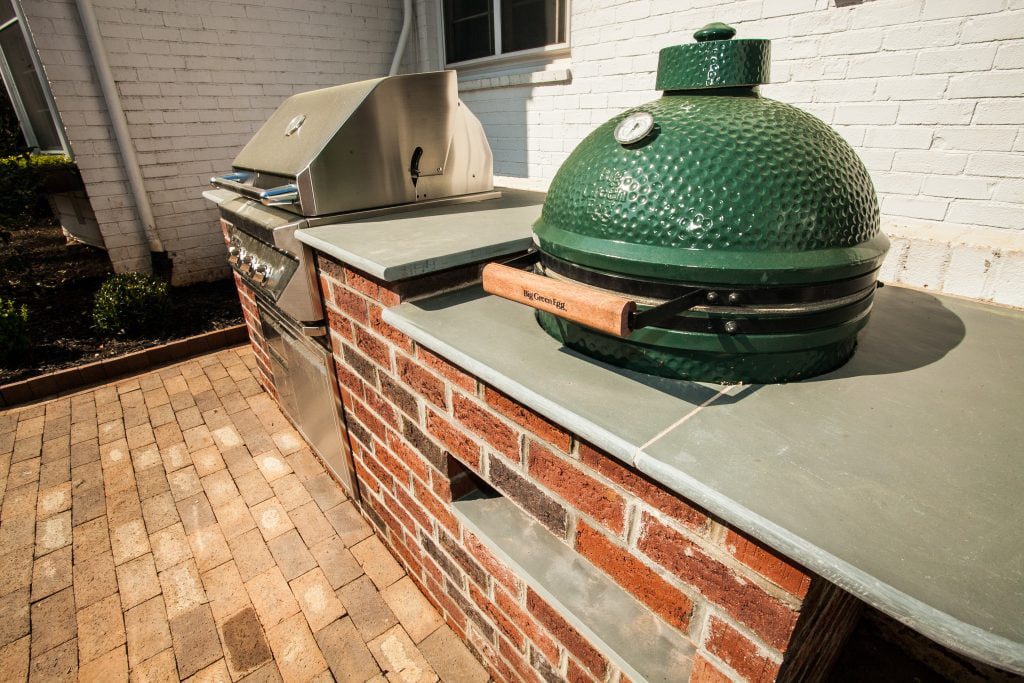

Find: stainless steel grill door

[257,303,357,499]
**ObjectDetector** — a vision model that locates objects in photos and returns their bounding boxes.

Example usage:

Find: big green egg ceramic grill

[483,23,889,384]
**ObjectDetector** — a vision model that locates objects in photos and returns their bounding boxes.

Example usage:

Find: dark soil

[0,216,242,384]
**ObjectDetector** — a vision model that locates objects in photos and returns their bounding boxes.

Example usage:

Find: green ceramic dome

[535,26,887,286]
[532,23,890,383]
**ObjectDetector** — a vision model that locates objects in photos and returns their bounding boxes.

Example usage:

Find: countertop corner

[296,188,543,281]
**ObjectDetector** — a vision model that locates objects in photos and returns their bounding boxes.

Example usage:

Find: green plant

[0,88,26,156]
[0,153,78,221]
[0,297,29,365]
[92,273,172,337]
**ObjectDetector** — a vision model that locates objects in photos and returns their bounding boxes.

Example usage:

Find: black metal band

[496,249,878,335]
[539,252,879,307]
[648,289,876,335]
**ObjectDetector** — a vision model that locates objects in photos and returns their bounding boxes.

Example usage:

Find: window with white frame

[0,0,65,153]
[443,0,568,65]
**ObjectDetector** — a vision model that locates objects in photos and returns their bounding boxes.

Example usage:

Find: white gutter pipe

[389,0,413,75]
[74,0,164,255]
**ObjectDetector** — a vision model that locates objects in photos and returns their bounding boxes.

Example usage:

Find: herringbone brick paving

[0,345,489,682]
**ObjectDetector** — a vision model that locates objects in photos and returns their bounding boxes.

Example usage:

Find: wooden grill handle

[482,263,636,338]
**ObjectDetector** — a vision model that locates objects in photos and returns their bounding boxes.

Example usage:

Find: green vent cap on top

[656,22,770,91]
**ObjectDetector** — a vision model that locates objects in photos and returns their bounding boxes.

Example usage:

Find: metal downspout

[389,0,413,75]
[74,0,164,257]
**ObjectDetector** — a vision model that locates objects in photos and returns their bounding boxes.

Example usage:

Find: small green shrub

[0,153,78,221]
[0,90,25,156]
[0,297,29,365]
[93,273,172,337]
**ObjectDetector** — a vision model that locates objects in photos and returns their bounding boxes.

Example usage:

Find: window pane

[444,0,494,63]
[501,0,564,53]
[0,24,61,150]
[0,1,15,27]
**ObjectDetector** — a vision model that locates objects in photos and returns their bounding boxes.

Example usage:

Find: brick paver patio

[0,345,489,682]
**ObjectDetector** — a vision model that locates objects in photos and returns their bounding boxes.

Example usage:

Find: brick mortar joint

[638,501,807,608]
[342,307,805,602]
[349,390,433,487]
[698,606,788,667]
[446,384,551,457]
[540,414,805,608]
[347,405,584,678]
[574,422,809,605]
[323,268,815,675]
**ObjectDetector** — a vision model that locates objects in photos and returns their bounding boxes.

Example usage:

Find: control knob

[252,261,270,284]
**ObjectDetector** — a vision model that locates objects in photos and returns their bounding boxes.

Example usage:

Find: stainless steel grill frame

[204,70,499,502]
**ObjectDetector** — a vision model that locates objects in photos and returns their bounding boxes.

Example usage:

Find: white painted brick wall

[21,0,1024,305]
[22,0,404,284]
[421,0,1024,307]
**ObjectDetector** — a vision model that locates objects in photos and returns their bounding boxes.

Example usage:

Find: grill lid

[534,22,887,287]
[216,71,494,217]
[233,78,383,179]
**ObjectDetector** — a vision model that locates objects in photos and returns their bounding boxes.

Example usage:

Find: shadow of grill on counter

[483,23,890,384]
[204,71,499,495]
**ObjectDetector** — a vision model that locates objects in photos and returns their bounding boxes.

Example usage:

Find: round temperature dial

[613,112,655,146]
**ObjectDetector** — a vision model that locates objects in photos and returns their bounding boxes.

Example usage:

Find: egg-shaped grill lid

[482,23,889,384]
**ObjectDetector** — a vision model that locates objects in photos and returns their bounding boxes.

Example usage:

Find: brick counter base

[312,253,857,683]
[233,273,274,398]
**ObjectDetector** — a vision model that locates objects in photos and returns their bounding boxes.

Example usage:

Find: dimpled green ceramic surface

[656,22,770,90]
[532,23,889,383]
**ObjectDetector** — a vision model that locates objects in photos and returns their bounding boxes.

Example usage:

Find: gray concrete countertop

[201,188,235,206]
[295,189,542,281]
[383,285,1024,674]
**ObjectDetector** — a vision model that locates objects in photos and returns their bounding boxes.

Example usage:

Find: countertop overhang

[295,189,542,280]
[382,285,1024,674]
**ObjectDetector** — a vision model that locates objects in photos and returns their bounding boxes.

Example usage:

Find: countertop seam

[640,384,735,450]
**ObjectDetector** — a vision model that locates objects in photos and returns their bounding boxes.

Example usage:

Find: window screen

[444,0,567,64]
[444,0,495,64]
[501,0,564,53]
[0,3,62,151]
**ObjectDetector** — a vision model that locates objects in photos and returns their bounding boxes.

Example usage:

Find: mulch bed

[0,215,242,385]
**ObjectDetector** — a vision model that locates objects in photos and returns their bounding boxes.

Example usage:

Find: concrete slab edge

[296,229,389,280]
[382,307,638,462]
[298,228,534,282]
[0,324,248,408]
[632,453,1024,675]
[375,238,533,281]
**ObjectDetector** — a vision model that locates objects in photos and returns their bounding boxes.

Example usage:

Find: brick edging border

[0,324,249,408]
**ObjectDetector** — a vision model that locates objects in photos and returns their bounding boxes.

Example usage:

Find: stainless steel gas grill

[210,70,497,326]
[204,71,498,497]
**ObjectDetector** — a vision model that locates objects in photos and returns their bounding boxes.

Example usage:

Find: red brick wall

[233,274,275,397]
[316,253,818,683]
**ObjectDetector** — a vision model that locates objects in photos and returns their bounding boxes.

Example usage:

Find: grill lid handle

[482,262,636,338]
[258,184,299,207]
[209,173,299,207]
[483,252,716,337]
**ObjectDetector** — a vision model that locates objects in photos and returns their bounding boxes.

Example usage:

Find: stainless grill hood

[211,71,494,216]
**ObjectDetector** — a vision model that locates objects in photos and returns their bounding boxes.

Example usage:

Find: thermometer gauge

[613,112,655,145]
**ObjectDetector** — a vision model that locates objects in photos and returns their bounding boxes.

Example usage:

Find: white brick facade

[17,0,1024,304]
[413,0,1024,307]
[21,0,406,283]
